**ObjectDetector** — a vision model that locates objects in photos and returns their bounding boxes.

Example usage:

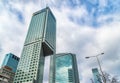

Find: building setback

[13,7,56,83]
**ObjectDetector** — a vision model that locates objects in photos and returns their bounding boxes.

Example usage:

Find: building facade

[0,66,15,83]
[92,68,102,83]
[68,68,74,83]
[13,7,56,83]
[2,53,19,73]
[54,53,79,83]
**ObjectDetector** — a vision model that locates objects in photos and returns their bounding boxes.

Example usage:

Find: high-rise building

[92,68,102,83]
[54,53,80,83]
[2,53,20,73]
[13,7,56,83]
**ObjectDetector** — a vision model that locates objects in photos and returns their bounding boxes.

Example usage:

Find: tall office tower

[92,68,102,83]
[2,53,20,73]
[13,7,56,83]
[54,53,80,83]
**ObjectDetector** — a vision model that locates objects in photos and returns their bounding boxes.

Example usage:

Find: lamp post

[85,53,106,83]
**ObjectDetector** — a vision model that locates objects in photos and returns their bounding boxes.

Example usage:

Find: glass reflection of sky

[55,54,72,83]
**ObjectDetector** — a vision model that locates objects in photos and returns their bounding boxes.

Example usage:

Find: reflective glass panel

[55,54,73,83]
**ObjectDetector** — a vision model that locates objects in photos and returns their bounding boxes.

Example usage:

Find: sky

[0,0,120,83]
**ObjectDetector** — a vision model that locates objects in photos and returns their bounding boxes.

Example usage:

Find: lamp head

[85,57,90,59]
[101,53,104,55]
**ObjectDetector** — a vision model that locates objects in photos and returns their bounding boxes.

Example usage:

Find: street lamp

[85,53,106,83]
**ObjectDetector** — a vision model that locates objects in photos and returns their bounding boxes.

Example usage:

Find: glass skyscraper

[2,53,19,73]
[92,68,102,83]
[13,7,56,83]
[54,53,80,83]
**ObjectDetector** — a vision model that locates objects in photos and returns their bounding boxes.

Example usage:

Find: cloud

[60,0,120,27]
[0,0,120,83]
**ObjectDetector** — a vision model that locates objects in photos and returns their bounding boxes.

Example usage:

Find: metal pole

[96,56,106,83]
[85,53,106,83]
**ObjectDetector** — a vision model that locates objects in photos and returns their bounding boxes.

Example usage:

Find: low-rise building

[0,66,15,83]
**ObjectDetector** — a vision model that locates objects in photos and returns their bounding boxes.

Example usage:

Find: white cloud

[0,0,120,83]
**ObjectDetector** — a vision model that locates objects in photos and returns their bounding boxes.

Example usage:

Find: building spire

[45,0,49,8]
[40,0,46,8]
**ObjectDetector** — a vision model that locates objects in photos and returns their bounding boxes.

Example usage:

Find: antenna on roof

[46,3,48,7]
[45,0,49,7]
[40,0,49,8]
[40,0,46,8]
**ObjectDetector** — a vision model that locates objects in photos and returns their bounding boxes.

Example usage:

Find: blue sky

[0,0,120,83]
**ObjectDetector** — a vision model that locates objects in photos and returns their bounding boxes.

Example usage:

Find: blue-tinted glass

[55,55,72,83]
[44,10,56,51]
[2,53,19,72]
[54,53,80,83]
[92,68,102,83]
[25,11,46,45]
